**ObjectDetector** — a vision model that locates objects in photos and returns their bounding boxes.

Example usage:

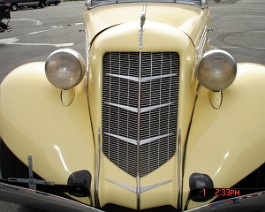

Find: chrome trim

[140,102,174,113]
[141,73,177,82]
[85,29,90,76]
[140,180,171,193]
[104,132,137,145]
[139,4,147,49]
[106,179,171,193]
[196,26,207,58]
[105,132,173,146]
[140,4,147,31]
[106,73,139,82]
[136,52,142,210]
[140,133,173,145]
[94,128,101,207]
[105,102,138,113]
[177,129,182,209]
[105,102,174,113]
[106,73,177,83]
[139,29,143,49]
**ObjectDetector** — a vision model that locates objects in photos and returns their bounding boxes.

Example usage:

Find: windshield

[88,0,203,8]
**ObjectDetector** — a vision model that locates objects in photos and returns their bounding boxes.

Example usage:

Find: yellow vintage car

[0,0,265,211]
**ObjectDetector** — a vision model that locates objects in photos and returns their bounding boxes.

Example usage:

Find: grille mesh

[102,52,179,177]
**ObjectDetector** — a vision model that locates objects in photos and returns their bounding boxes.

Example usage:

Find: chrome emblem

[139,4,147,49]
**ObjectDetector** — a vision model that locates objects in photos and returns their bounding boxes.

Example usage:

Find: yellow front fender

[0,62,95,188]
[183,63,265,209]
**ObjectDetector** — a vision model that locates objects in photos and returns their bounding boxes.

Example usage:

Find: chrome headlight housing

[45,49,85,90]
[197,50,237,91]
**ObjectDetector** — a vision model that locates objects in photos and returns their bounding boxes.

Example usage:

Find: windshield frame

[86,0,207,9]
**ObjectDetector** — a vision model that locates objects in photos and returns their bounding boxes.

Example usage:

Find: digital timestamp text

[203,188,241,197]
[194,188,265,197]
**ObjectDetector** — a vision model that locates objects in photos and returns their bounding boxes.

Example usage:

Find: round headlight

[197,50,237,91]
[45,49,85,90]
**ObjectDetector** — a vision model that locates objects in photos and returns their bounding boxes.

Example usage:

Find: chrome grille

[102,52,179,177]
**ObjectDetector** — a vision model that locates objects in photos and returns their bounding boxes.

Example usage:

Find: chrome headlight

[45,49,85,90]
[197,50,237,91]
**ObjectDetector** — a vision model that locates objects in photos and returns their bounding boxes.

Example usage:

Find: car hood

[84,2,209,45]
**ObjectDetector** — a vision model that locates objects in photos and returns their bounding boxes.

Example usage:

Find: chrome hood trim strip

[104,132,173,146]
[106,179,171,193]
[105,102,174,113]
[94,128,101,207]
[106,73,177,83]
[196,26,207,58]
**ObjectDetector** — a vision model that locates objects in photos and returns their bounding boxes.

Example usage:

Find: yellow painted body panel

[0,62,95,188]
[84,3,208,45]
[182,63,265,209]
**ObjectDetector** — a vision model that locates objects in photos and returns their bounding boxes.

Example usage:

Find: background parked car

[10,0,45,11]
[46,0,60,6]
[0,0,10,8]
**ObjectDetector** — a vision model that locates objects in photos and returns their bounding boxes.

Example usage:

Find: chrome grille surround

[102,52,179,177]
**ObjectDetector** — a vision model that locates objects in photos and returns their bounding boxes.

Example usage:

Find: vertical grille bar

[102,52,179,177]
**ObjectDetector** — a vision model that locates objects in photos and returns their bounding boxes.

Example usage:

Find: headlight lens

[197,50,237,91]
[45,49,85,90]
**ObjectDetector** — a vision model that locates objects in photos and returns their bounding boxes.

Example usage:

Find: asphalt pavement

[208,0,265,65]
[0,1,87,82]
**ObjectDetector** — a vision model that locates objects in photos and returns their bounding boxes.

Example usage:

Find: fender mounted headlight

[197,49,237,91]
[45,48,85,90]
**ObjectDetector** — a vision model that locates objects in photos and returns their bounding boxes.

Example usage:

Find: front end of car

[82,2,208,210]
[1,0,265,211]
